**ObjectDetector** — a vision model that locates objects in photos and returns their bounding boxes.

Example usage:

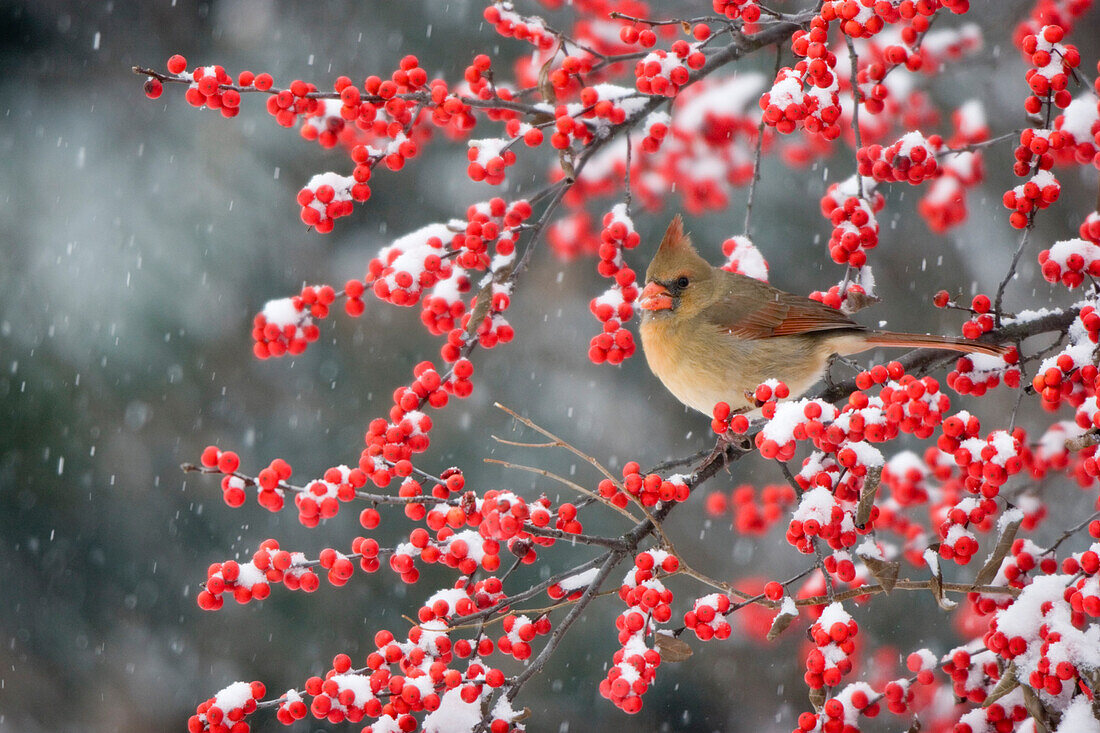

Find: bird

[637,215,1010,415]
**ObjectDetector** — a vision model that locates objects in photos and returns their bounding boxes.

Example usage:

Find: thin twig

[744,44,783,237]
[994,226,1032,328]
[484,458,641,522]
[844,35,865,200]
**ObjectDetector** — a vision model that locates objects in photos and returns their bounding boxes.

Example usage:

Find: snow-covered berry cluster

[1003,170,1061,230]
[483,2,555,49]
[719,235,769,281]
[683,593,733,640]
[188,680,266,733]
[804,603,858,689]
[589,205,641,365]
[1021,25,1080,112]
[858,131,940,185]
[820,176,883,268]
[634,42,705,97]
[602,549,678,713]
[1039,237,1100,288]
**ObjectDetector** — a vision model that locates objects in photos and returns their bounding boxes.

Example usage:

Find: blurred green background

[2,1,1099,731]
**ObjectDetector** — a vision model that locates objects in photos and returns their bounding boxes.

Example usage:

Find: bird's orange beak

[638,281,674,311]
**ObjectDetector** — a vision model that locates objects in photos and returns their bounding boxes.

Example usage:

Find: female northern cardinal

[638,216,1009,414]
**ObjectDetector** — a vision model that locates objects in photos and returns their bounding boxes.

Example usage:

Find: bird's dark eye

[675,276,690,290]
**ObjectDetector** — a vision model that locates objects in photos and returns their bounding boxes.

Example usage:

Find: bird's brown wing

[705,272,863,339]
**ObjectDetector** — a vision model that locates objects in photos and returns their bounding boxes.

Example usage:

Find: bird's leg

[825,353,862,387]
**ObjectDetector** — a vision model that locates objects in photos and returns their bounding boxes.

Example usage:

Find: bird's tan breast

[640,315,848,415]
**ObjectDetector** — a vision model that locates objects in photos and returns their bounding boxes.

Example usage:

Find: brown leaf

[843,290,881,314]
[654,632,693,662]
[767,605,798,641]
[537,44,558,105]
[983,663,1018,707]
[1021,685,1050,733]
[861,555,900,594]
[680,20,692,34]
[808,686,826,712]
[973,514,1023,588]
[1065,429,1100,452]
[926,545,957,611]
[558,151,576,181]
[855,465,882,529]
[905,719,922,733]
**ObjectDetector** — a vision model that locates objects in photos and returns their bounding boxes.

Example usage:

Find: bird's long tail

[862,331,1010,357]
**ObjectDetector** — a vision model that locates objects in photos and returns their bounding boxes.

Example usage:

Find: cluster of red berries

[598,461,689,509]
[1081,212,1100,245]
[684,593,733,640]
[1038,237,1100,288]
[544,54,592,94]
[1032,318,1099,411]
[634,42,705,97]
[1021,26,1079,112]
[757,396,839,460]
[361,411,434,489]
[952,426,1025,501]
[294,161,367,231]
[1004,170,1062,229]
[704,483,796,535]
[1015,0,1092,47]
[476,490,549,540]
[497,613,552,661]
[808,282,866,310]
[425,526,504,574]
[295,466,367,527]
[720,235,770,281]
[822,550,857,583]
[188,680,266,733]
[940,646,1000,704]
[937,496,987,564]
[251,295,321,359]
[253,457,293,511]
[881,452,930,506]
[419,272,472,336]
[850,372,951,440]
[454,198,531,271]
[602,550,678,713]
[483,2,556,49]
[761,66,841,139]
[947,348,1021,397]
[589,205,641,365]
[988,575,1096,700]
[547,104,597,150]
[157,57,246,119]
[787,485,854,555]
[617,22,659,49]
[198,544,299,610]
[858,131,941,184]
[366,224,457,307]
[1014,127,1068,177]
[910,103,987,232]
[639,111,670,153]
[804,603,858,689]
[795,682,882,733]
[712,0,761,21]
[820,179,884,268]
[1054,94,1100,166]
[466,138,517,185]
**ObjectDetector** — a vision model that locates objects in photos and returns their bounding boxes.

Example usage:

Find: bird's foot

[699,430,752,472]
